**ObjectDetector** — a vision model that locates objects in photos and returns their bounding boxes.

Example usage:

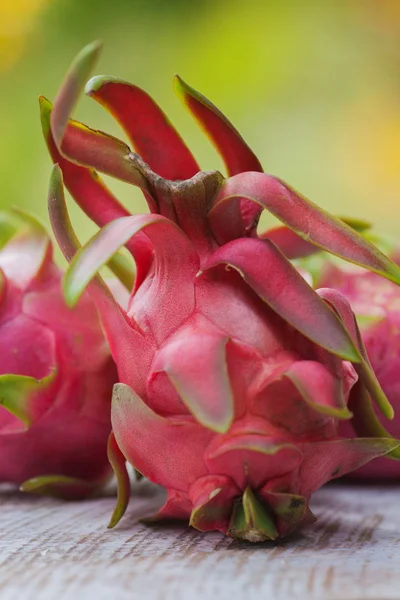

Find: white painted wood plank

[0,482,399,600]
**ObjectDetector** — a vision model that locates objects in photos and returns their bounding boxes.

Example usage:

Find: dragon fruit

[315,257,400,479]
[0,208,119,498]
[41,43,400,540]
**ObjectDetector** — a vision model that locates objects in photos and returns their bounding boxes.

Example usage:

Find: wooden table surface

[0,481,399,600]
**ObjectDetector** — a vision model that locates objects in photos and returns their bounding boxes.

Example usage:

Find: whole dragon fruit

[316,257,400,479]
[42,43,400,539]
[0,208,119,498]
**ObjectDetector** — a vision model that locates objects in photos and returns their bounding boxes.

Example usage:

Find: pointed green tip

[172,380,233,434]
[384,438,400,453]
[337,407,354,420]
[107,511,121,529]
[85,74,122,95]
[61,247,82,306]
[385,403,395,421]
[107,432,130,529]
[173,74,201,108]
[20,474,98,500]
[62,242,98,308]
[49,163,63,194]
[62,276,82,309]
[212,418,233,434]
[47,162,82,266]
[387,262,400,287]
[48,163,65,227]
[332,340,361,365]
[19,476,53,493]
[173,73,182,86]
[173,74,215,114]
[39,95,53,137]
[51,40,103,148]
[70,40,103,82]
[0,371,56,427]
[360,360,395,420]
[336,333,362,364]
[229,488,278,542]
[374,382,395,420]
[81,39,103,56]
[321,406,353,420]
[173,74,189,101]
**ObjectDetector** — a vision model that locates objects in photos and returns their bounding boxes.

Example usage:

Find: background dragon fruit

[42,43,400,540]
[316,256,400,480]
[0,208,118,498]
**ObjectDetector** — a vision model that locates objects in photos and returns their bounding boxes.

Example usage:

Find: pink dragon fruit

[41,43,400,539]
[315,257,400,479]
[0,208,119,498]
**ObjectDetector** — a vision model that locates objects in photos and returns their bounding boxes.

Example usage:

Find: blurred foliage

[0,0,49,71]
[1,0,400,250]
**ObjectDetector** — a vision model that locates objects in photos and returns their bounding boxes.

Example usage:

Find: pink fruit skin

[57,167,389,535]
[320,264,400,480]
[0,222,117,494]
[111,271,364,537]
[43,48,400,536]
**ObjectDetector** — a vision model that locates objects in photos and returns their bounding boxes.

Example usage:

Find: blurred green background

[1,0,400,245]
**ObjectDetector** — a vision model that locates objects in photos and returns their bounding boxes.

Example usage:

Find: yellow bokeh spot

[0,0,50,71]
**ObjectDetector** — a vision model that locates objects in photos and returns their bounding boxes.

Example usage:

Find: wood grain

[0,482,399,600]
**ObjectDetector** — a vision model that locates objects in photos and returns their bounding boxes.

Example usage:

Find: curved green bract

[0,370,56,427]
[318,288,394,420]
[0,208,48,245]
[173,75,262,176]
[350,383,400,460]
[49,165,134,291]
[155,334,234,433]
[283,365,353,420]
[211,174,400,286]
[48,164,79,258]
[107,431,130,528]
[20,474,104,499]
[63,213,191,308]
[51,41,102,148]
[204,238,362,364]
[0,212,19,250]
